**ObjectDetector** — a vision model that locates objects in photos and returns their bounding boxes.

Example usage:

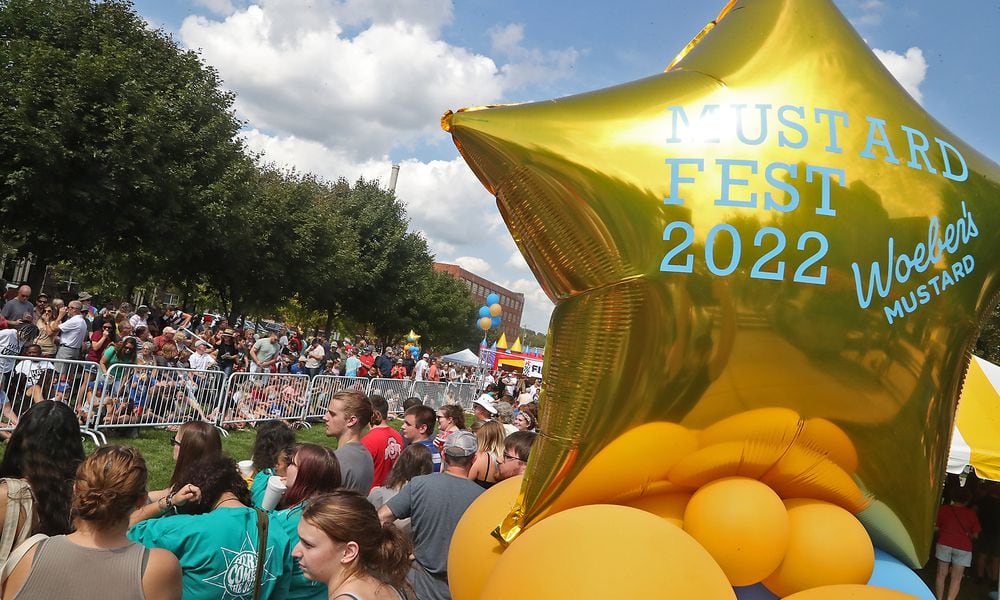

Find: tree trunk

[324,309,334,338]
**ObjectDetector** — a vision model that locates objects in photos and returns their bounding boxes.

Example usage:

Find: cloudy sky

[133,0,1000,332]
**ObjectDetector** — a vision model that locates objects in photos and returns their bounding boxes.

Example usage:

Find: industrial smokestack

[388,164,400,193]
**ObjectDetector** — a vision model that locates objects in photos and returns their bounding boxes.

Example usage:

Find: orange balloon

[448,476,522,600]
[478,316,492,330]
[481,504,736,600]
[699,408,802,448]
[669,440,787,488]
[783,584,920,600]
[543,422,698,516]
[759,445,870,513]
[683,477,789,586]
[763,499,875,597]
[798,418,859,473]
[620,491,691,527]
[489,303,502,317]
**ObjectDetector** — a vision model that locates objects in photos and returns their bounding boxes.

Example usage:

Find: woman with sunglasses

[99,337,137,377]
[432,404,465,452]
[85,318,116,363]
[147,421,222,505]
[33,305,58,358]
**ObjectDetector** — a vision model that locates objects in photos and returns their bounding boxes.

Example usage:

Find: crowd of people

[0,284,555,598]
[0,368,539,599]
[0,286,536,434]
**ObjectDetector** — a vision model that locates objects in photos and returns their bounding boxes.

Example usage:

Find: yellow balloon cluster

[449,408,901,598]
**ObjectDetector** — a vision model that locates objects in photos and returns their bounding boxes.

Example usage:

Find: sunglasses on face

[170,437,180,447]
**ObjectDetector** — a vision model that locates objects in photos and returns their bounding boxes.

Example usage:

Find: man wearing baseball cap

[413,352,430,381]
[379,429,483,600]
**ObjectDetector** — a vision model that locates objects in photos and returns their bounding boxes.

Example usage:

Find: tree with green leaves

[0,0,244,289]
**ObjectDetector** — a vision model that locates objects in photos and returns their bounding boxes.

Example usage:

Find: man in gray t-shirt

[334,442,374,494]
[324,389,375,494]
[380,430,483,600]
[0,285,34,325]
[250,331,281,373]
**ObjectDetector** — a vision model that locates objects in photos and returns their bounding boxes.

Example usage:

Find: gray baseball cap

[444,430,478,458]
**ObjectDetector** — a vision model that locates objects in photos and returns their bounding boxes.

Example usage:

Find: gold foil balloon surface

[443,0,1000,566]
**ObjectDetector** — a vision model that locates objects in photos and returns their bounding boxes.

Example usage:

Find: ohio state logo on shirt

[385,437,402,461]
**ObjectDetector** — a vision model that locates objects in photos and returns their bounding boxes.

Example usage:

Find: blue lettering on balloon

[900,125,938,174]
[666,105,721,143]
[664,158,704,205]
[763,162,799,212]
[776,105,808,149]
[937,137,969,182]
[859,116,901,164]
[804,165,843,216]
[714,159,758,208]
[814,108,849,153]
[734,104,771,145]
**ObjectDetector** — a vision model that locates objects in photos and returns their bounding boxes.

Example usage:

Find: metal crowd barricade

[88,364,227,439]
[303,375,372,421]
[447,382,479,411]
[368,378,415,414]
[1,356,103,444]
[410,380,456,410]
[217,372,311,429]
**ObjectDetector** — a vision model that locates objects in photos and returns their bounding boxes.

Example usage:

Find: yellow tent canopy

[949,356,1000,481]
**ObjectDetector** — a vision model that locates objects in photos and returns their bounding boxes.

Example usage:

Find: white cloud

[497,277,553,333]
[453,256,491,275]
[873,47,927,103]
[489,22,579,90]
[851,0,885,26]
[505,249,529,270]
[332,0,454,36]
[426,239,455,259]
[180,5,505,161]
[194,0,237,17]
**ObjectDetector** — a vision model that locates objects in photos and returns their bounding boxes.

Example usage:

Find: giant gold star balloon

[443,0,1000,567]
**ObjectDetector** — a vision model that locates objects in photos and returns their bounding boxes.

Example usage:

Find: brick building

[433,262,524,340]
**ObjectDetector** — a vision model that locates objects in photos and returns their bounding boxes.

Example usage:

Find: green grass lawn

[87,422,350,490]
[84,414,472,490]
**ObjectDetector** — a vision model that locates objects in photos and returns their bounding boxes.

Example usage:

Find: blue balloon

[409,346,420,359]
[491,316,502,327]
[486,293,500,305]
[867,549,934,600]
[733,584,777,600]
[478,306,491,318]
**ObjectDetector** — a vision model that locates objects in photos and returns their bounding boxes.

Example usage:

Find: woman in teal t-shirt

[271,443,342,600]
[129,455,293,600]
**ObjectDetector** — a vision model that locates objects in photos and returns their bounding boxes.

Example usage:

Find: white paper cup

[261,475,286,510]
[237,460,254,478]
